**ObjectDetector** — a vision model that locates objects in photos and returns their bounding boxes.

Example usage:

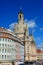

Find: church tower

[14,10,29,41]
[18,11,24,23]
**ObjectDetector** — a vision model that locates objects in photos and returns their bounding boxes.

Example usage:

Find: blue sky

[0,0,43,49]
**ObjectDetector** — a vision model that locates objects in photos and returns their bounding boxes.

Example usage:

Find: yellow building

[14,10,37,62]
[24,34,37,61]
[28,34,37,61]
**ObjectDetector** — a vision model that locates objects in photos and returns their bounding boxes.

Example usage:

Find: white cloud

[32,29,36,33]
[9,23,14,29]
[7,29,13,32]
[40,28,43,30]
[9,22,17,30]
[37,37,41,41]
[25,19,37,28]
[34,37,41,42]
[9,18,37,31]
[37,43,43,50]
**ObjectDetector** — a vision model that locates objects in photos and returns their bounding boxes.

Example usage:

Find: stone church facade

[14,11,37,62]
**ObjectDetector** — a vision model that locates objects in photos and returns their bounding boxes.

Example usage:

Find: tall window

[2,44,4,46]
[5,55,6,59]
[2,49,4,53]
[0,38,1,41]
[5,38,7,41]
[3,38,4,41]
[20,15,21,19]
[8,39,9,42]
[5,49,6,52]
[2,55,4,59]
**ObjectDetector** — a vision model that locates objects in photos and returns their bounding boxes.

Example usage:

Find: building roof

[0,28,24,45]
[0,28,6,31]
[37,49,43,53]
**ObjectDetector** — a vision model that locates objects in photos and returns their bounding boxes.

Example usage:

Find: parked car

[19,64,25,65]
[24,61,34,65]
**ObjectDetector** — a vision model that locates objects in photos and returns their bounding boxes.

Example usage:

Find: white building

[0,28,24,65]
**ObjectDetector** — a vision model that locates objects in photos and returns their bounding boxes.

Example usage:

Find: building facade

[37,49,43,61]
[28,35,37,61]
[0,28,24,65]
[14,11,37,62]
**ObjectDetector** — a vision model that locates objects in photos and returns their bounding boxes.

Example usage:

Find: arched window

[20,15,21,19]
